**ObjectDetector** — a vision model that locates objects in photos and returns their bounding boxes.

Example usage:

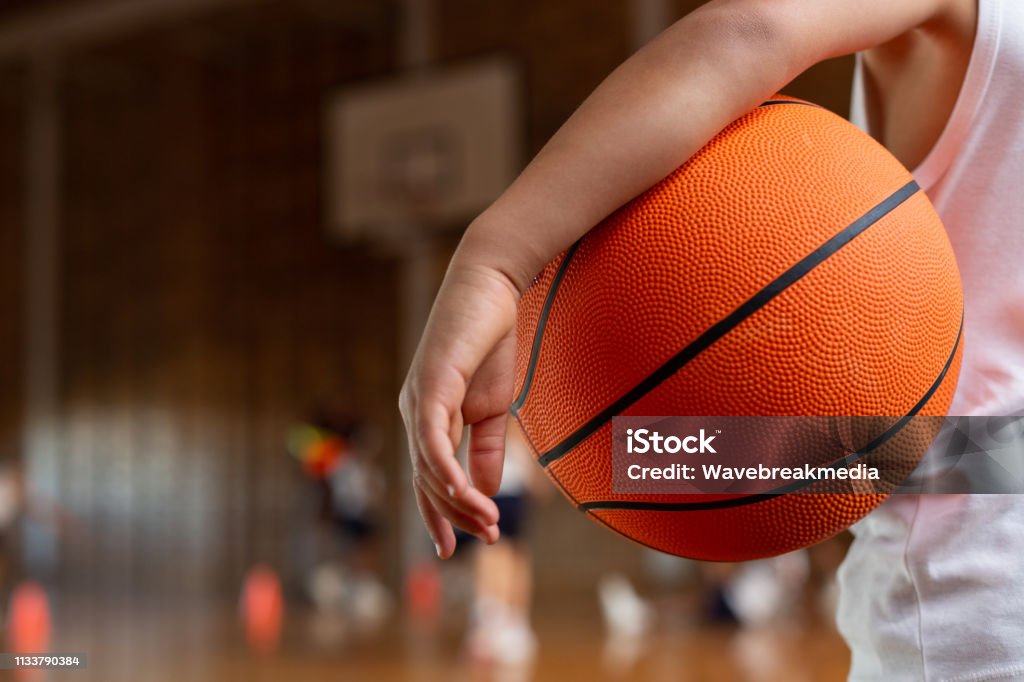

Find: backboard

[324,58,522,242]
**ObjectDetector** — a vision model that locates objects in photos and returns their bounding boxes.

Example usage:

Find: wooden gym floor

[16,594,849,682]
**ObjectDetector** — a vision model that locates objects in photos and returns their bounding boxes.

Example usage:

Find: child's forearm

[454,0,948,292]
[456,5,795,291]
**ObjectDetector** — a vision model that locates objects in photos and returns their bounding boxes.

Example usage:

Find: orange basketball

[512,95,963,561]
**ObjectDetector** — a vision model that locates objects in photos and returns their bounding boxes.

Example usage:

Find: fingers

[400,387,461,495]
[414,484,455,558]
[403,388,501,558]
[468,413,507,497]
[414,475,499,560]
[416,404,468,498]
[412,400,498,524]
[417,465,500,531]
[429,493,498,541]
[462,330,518,497]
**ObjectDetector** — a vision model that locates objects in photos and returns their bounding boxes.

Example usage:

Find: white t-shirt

[840,1,1024,679]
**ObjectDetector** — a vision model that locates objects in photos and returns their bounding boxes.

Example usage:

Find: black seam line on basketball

[536,179,921,469]
[511,240,582,413]
[511,410,584,507]
[577,311,963,513]
[759,100,821,108]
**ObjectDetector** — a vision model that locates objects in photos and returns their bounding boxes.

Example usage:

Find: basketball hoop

[323,58,521,245]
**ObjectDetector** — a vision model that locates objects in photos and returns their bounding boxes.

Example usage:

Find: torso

[859,0,978,170]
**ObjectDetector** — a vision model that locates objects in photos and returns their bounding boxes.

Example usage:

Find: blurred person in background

[599,536,849,632]
[0,459,70,598]
[462,418,549,667]
[287,412,391,636]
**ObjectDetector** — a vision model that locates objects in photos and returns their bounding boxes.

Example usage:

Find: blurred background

[0,1,857,680]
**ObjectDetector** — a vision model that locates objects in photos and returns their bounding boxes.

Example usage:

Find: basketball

[512,95,964,561]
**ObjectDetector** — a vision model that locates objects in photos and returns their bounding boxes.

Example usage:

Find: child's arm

[400,0,958,558]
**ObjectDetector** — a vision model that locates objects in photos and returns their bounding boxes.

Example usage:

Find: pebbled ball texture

[511,95,963,561]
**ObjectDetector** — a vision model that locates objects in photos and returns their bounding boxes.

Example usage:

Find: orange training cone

[6,580,52,681]
[240,564,284,656]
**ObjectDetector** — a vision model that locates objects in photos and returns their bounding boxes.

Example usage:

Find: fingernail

[434,542,442,558]
[446,484,456,498]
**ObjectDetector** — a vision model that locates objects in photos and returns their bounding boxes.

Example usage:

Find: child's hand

[400,247,524,559]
